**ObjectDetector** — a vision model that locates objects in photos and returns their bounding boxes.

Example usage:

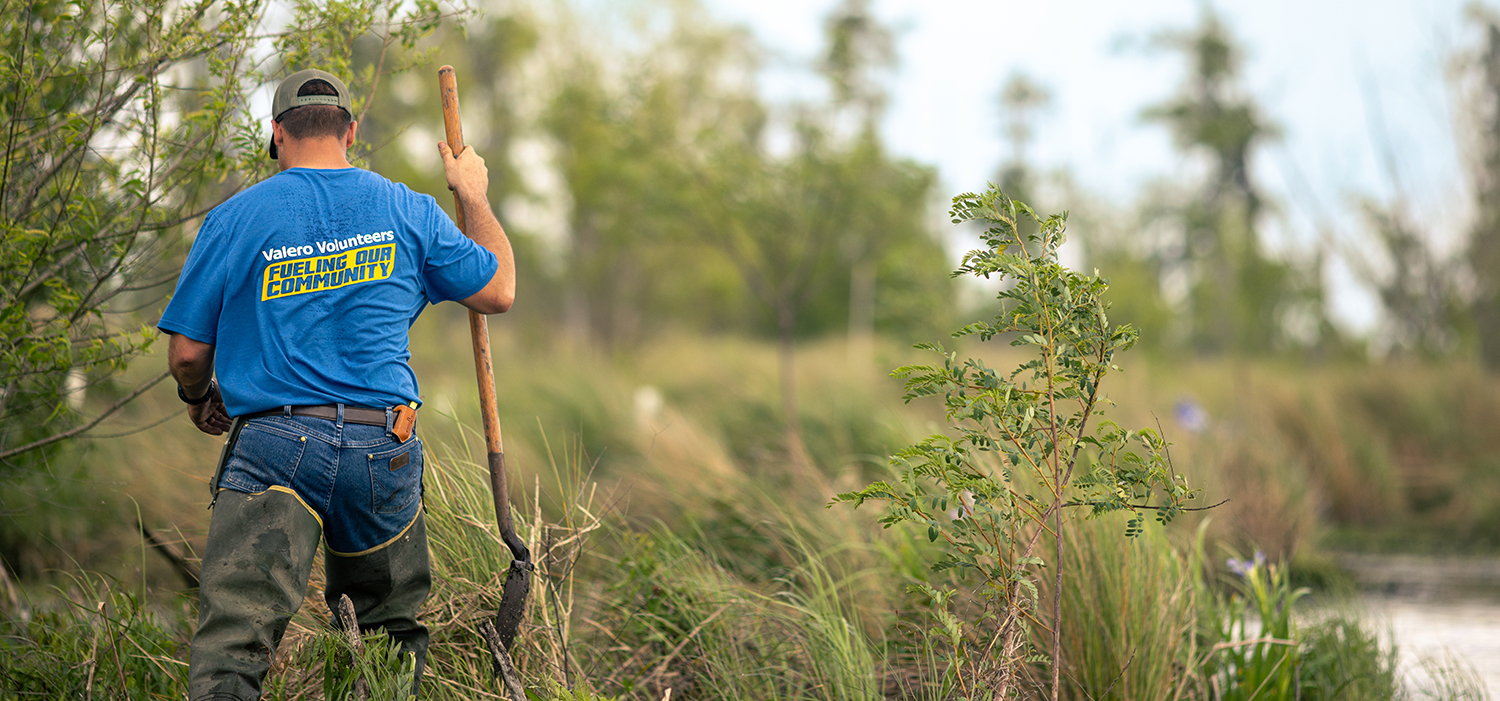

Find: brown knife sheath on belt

[393,403,417,442]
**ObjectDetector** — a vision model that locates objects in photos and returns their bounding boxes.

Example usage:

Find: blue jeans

[219,411,424,555]
[189,408,430,700]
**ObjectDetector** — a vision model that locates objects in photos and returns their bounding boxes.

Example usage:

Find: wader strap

[207,417,246,509]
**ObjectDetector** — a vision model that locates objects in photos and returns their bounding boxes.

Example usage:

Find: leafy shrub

[835,186,1196,698]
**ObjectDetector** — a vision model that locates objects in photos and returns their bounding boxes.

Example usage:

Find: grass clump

[570,524,882,700]
[0,572,191,698]
[1056,520,1201,700]
[262,622,419,701]
[1050,519,1484,701]
[1296,615,1400,700]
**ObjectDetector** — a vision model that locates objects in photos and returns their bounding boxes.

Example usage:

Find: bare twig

[102,603,128,693]
[86,602,102,700]
[335,594,370,700]
[0,558,18,612]
[1096,647,1138,700]
[479,618,527,701]
[88,408,185,439]
[138,520,200,588]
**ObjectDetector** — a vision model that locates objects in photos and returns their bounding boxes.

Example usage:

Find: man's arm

[439,141,515,315]
[168,332,232,435]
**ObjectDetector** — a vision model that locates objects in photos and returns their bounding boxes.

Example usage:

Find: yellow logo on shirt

[262,244,394,301]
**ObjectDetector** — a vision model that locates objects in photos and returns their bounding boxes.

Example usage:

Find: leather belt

[243,404,389,427]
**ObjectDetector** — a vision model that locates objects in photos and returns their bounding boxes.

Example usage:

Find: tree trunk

[1474,24,1500,370]
[1051,498,1063,701]
[609,253,641,350]
[565,214,600,347]
[989,582,1031,700]
[563,288,589,346]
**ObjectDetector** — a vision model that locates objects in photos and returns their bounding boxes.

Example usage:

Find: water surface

[1339,554,1500,696]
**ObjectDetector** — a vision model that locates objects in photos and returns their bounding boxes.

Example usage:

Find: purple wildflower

[1226,551,1266,578]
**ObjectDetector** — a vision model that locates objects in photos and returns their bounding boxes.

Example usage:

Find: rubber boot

[325,509,433,699]
[189,488,322,701]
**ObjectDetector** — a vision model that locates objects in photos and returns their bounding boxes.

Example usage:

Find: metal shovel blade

[494,557,532,652]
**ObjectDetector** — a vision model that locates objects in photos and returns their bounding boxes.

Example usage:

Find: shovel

[437,64,533,661]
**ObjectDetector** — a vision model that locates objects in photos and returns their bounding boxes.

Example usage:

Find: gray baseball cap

[267,69,353,159]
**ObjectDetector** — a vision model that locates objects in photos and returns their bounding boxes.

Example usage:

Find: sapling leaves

[833,183,1198,690]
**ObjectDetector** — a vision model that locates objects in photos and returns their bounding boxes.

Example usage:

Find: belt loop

[384,406,395,437]
[282,405,291,417]
[335,403,345,430]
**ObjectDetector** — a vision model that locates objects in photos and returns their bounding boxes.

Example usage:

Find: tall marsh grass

[0,447,1487,699]
[3,333,1498,698]
[1109,359,1500,557]
[1056,519,1201,700]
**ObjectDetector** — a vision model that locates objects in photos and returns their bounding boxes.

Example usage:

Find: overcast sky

[705,0,1488,332]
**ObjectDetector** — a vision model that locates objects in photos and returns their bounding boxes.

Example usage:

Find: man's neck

[277,139,353,171]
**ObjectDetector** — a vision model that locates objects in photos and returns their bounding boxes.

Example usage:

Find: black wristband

[178,379,215,405]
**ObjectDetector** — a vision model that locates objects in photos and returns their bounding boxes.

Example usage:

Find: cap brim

[268,134,278,160]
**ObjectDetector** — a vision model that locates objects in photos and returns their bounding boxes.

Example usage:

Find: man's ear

[272,120,284,148]
[344,120,358,149]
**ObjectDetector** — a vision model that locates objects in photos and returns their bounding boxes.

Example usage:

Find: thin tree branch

[1062,498,1229,512]
[138,520,200,588]
[0,369,170,461]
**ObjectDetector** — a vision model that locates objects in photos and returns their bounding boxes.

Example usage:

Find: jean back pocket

[221,421,309,493]
[368,440,422,514]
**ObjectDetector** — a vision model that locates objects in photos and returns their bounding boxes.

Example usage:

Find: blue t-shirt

[159,167,497,417]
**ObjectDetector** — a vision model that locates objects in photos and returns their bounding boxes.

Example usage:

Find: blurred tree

[693,0,943,462]
[850,142,945,350]
[1142,11,1321,355]
[1467,17,1500,370]
[820,0,894,131]
[688,121,941,463]
[363,11,535,194]
[818,0,932,368]
[528,0,949,462]
[984,71,1053,264]
[996,72,1051,212]
[1071,180,1184,351]
[1349,201,1467,358]
[360,10,553,337]
[1298,54,1467,361]
[542,14,765,349]
[691,126,846,463]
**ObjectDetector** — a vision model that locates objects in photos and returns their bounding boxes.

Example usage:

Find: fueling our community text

[261,234,396,301]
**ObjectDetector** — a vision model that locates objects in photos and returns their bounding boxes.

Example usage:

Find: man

[161,68,513,700]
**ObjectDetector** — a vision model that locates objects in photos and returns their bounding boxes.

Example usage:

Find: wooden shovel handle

[438,66,523,553]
